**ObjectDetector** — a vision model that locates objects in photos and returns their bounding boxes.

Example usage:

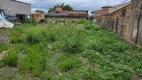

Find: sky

[18,0,130,14]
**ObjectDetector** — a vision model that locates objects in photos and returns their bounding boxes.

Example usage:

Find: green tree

[35,10,44,13]
[48,3,73,13]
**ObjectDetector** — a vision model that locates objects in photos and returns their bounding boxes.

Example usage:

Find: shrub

[13,25,25,33]
[61,39,83,53]
[136,69,142,77]
[84,25,94,30]
[76,19,88,24]
[60,27,85,54]
[24,18,37,24]
[40,71,52,80]
[10,36,24,43]
[41,28,57,42]
[57,73,67,80]
[0,43,8,52]
[57,55,82,71]
[80,68,98,80]
[92,25,106,31]
[24,27,42,44]
[10,28,25,43]
[25,32,39,44]
[2,49,18,67]
[20,45,50,77]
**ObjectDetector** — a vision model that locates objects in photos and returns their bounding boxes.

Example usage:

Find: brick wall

[93,0,142,46]
[95,5,135,45]
[132,0,142,46]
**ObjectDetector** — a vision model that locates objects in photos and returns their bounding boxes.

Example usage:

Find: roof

[102,6,113,8]
[109,2,131,13]
[71,10,88,12]
[68,13,88,17]
[70,11,88,14]
[92,6,112,13]
[69,10,88,17]
[92,2,131,17]
[47,10,69,16]
[11,0,31,5]
[31,12,44,15]
[92,9,109,16]
[47,10,88,17]
[92,9,107,14]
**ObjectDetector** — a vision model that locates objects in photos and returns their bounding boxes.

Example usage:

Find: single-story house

[30,12,45,21]
[46,6,88,19]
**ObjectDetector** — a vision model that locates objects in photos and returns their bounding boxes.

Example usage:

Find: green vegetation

[2,49,18,67]
[0,42,8,52]
[48,3,73,13]
[35,9,44,13]
[20,45,50,77]
[56,54,82,71]
[0,19,142,80]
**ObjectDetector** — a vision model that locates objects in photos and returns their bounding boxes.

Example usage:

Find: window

[121,9,126,17]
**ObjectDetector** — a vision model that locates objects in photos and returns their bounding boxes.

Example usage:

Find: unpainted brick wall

[132,0,142,46]
[95,5,135,44]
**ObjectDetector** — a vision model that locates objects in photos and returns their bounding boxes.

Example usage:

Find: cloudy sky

[18,0,130,13]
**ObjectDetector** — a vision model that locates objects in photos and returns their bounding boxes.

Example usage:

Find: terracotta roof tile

[92,9,109,15]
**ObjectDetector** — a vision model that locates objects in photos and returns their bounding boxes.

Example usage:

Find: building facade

[92,6,112,17]
[0,0,31,21]
[30,12,45,21]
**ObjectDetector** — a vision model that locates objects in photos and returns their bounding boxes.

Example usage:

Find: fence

[95,4,142,46]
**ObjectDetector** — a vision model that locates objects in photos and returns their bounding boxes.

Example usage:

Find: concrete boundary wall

[95,4,139,45]
[131,0,142,46]
[95,1,142,46]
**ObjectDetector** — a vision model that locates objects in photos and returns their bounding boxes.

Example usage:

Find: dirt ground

[0,28,11,43]
[0,28,11,56]
[0,29,21,80]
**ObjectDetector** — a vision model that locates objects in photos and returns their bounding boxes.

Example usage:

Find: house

[68,10,88,18]
[91,6,113,24]
[47,10,69,18]
[91,6,113,22]
[92,6,113,17]
[0,0,31,21]
[46,6,88,19]
[30,12,45,21]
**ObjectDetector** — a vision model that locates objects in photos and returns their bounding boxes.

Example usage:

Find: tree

[35,10,44,13]
[48,3,73,13]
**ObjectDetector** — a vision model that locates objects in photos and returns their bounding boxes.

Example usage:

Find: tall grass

[56,54,82,71]
[1,19,142,79]
[2,49,18,67]
[0,43,8,52]
[20,45,50,77]
[59,26,86,54]
[24,27,42,44]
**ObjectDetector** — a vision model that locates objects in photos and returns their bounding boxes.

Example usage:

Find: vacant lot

[0,19,142,80]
